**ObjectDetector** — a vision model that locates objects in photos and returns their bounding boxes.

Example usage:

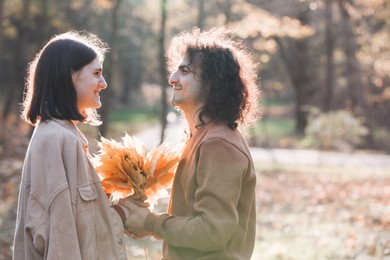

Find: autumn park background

[0,0,389,259]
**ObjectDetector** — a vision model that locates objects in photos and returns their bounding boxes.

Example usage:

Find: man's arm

[125,139,249,251]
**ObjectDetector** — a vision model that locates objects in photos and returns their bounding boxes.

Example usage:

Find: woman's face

[72,57,107,111]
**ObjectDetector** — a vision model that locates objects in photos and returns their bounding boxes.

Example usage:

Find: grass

[250,117,297,147]
[107,107,161,139]
[107,107,160,123]
[257,118,295,137]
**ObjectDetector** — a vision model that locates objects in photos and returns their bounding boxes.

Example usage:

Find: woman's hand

[121,193,150,208]
[125,227,153,239]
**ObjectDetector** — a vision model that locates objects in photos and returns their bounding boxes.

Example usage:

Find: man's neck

[182,106,209,137]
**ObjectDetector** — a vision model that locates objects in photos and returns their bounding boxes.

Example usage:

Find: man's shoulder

[202,122,248,151]
[204,122,239,138]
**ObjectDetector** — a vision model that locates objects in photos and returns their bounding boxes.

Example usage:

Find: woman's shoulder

[31,119,79,148]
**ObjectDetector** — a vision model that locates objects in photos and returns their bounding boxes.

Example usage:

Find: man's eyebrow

[178,64,190,70]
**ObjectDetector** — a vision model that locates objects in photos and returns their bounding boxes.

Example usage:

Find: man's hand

[119,198,150,229]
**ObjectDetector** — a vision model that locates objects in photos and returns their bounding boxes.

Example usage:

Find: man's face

[168,56,204,112]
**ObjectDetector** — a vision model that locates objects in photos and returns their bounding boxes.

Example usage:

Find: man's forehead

[178,57,191,67]
[178,56,200,72]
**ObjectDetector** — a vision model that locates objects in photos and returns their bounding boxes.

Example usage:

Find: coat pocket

[78,184,97,201]
[76,184,98,253]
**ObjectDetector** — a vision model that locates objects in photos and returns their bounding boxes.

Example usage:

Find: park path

[135,122,390,171]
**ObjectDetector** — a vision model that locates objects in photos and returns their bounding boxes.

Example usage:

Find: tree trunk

[324,0,335,111]
[159,0,168,144]
[121,55,133,105]
[338,0,364,115]
[218,0,232,25]
[197,0,205,29]
[2,0,30,119]
[121,43,142,105]
[0,0,4,42]
[99,0,123,136]
[0,0,5,119]
[293,39,312,134]
[274,34,313,134]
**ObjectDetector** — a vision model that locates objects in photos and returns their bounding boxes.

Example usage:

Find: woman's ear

[71,69,79,83]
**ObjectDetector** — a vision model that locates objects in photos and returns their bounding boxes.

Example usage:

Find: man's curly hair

[167,27,260,129]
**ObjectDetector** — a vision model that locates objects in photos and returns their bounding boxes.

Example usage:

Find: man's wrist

[144,212,157,232]
[112,204,130,225]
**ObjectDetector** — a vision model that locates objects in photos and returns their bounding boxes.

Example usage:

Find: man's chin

[171,98,182,107]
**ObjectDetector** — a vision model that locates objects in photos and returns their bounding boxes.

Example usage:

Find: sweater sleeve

[145,139,249,251]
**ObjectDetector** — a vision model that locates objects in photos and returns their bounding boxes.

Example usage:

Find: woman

[13,31,131,259]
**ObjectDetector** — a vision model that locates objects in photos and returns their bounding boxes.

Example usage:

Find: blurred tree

[0,0,4,47]
[0,0,5,104]
[324,0,335,111]
[273,5,315,134]
[2,0,32,119]
[99,0,123,137]
[109,1,158,106]
[232,1,316,134]
[159,0,168,144]
[120,10,142,105]
[350,0,390,150]
[0,0,389,150]
[197,0,205,29]
[217,0,233,25]
[338,0,365,114]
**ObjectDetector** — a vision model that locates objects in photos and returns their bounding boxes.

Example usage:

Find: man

[121,27,260,260]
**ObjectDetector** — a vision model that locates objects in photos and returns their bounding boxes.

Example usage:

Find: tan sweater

[145,122,257,260]
[13,119,127,260]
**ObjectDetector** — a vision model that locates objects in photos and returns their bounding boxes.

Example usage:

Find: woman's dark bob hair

[21,31,109,126]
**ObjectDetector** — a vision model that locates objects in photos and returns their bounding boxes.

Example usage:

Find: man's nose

[168,71,178,85]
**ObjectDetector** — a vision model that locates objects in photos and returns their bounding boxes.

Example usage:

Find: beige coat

[13,119,127,260]
[145,122,257,260]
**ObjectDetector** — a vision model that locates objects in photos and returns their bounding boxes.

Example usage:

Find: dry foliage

[256,168,390,259]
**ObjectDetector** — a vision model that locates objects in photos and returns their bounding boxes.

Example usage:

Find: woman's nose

[100,76,108,89]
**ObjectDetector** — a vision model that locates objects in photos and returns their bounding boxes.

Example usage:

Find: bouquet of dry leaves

[93,134,183,205]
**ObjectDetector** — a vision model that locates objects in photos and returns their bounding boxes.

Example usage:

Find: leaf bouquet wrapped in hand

[93,134,183,204]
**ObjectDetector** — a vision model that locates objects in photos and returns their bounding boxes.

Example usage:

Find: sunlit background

[0,0,389,259]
